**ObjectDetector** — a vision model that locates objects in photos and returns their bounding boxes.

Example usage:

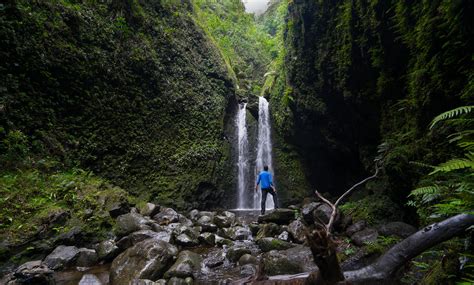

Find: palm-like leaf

[430,158,474,174]
[430,106,474,129]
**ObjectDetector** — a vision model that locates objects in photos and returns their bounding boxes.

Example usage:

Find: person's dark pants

[261,187,278,215]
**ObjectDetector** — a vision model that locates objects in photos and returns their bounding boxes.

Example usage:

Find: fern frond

[458,142,474,152]
[409,161,435,169]
[430,158,474,174]
[409,185,440,197]
[430,106,474,129]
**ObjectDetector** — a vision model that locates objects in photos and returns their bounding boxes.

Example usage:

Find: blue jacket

[256,171,273,189]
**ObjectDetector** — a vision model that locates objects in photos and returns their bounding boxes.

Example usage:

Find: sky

[242,0,270,15]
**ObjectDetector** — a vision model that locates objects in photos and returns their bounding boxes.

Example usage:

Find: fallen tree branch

[344,213,474,283]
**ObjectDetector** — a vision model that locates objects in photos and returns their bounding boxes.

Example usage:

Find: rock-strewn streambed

[1,203,416,284]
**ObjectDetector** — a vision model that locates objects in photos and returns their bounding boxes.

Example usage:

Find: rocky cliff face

[270,0,473,202]
[0,0,237,209]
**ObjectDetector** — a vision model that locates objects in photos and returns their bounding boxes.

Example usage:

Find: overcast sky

[242,0,270,15]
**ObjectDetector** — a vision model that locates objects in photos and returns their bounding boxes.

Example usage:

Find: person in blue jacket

[255,165,279,215]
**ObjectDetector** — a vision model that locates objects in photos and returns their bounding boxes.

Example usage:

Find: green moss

[339,194,401,225]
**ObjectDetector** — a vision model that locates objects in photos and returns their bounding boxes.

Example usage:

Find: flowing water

[236,103,250,209]
[255,97,275,210]
[236,97,275,210]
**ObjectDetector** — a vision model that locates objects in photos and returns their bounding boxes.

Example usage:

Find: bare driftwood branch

[315,163,381,233]
[344,213,474,284]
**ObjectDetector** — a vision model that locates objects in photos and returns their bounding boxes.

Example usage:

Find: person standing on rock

[255,165,278,215]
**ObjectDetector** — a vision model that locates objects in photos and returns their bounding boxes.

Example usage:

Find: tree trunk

[344,213,474,284]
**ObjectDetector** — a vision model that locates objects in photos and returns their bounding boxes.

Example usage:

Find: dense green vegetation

[0,0,236,212]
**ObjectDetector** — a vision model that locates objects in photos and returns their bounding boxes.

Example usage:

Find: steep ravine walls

[269,0,473,209]
[0,0,238,210]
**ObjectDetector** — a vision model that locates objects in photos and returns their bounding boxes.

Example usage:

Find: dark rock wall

[270,0,473,201]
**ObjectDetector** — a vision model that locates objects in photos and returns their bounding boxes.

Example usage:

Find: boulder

[288,220,306,244]
[263,251,303,276]
[198,233,216,246]
[346,220,367,236]
[108,202,130,218]
[78,274,102,285]
[115,213,151,236]
[174,225,199,240]
[196,216,218,232]
[213,211,236,228]
[378,221,417,238]
[313,203,333,224]
[198,211,216,219]
[96,240,121,261]
[43,245,79,270]
[109,238,178,284]
[117,230,172,249]
[54,226,84,246]
[188,209,200,221]
[153,208,179,225]
[176,233,199,247]
[257,209,295,225]
[139,203,160,217]
[226,246,251,263]
[257,238,295,252]
[256,223,281,240]
[13,261,54,284]
[178,214,194,227]
[167,277,193,285]
[301,202,319,224]
[203,249,225,268]
[215,235,233,247]
[134,280,164,285]
[238,254,257,266]
[75,248,98,267]
[280,245,318,272]
[240,264,257,277]
[227,226,252,241]
[248,223,260,236]
[278,231,290,242]
[351,228,378,246]
[164,250,202,279]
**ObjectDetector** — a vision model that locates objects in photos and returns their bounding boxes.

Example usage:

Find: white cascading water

[236,103,249,209]
[254,96,274,210]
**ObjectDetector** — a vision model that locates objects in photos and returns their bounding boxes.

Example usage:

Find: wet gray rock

[135,280,163,285]
[257,209,295,225]
[198,232,216,246]
[167,277,192,285]
[263,251,303,275]
[346,220,367,236]
[278,231,290,241]
[378,221,417,238]
[165,250,202,279]
[13,260,54,284]
[351,228,379,246]
[198,211,216,219]
[213,211,236,228]
[75,248,98,267]
[96,239,121,261]
[229,226,252,240]
[54,226,84,246]
[203,249,225,268]
[188,209,200,221]
[226,246,251,262]
[248,223,260,236]
[280,245,318,272]
[116,213,151,237]
[176,234,199,247]
[301,202,319,224]
[256,223,280,240]
[215,235,233,247]
[238,254,257,266]
[110,238,178,284]
[108,202,130,218]
[240,264,257,277]
[153,208,180,225]
[174,225,199,240]
[197,216,218,232]
[288,220,306,243]
[313,203,333,224]
[117,230,172,249]
[178,214,194,227]
[139,203,160,217]
[257,238,295,252]
[43,245,79,270]
[78,274,102,285]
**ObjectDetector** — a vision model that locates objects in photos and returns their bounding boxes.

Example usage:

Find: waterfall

[254,96,274,210]
[236,103,249,209]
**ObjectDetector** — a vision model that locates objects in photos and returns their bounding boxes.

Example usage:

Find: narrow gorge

[0,0,472,284]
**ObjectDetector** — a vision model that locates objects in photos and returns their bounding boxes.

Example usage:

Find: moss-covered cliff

[0,0,238,210]
[268,0,473,206]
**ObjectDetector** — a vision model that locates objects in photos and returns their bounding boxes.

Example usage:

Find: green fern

[430,105,474,129]
[409,185,440,197]
[430,158,474,174]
